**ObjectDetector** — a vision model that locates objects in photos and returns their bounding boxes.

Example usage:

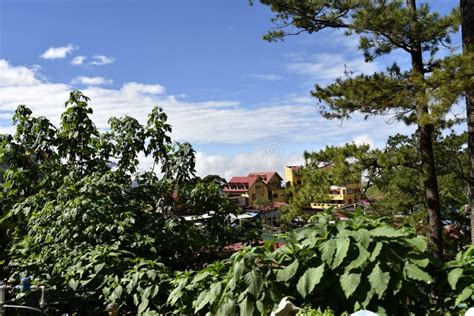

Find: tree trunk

[461,0,474,244]
[407,0,444,258]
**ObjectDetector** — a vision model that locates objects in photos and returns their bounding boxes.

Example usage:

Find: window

[273,193,278,198]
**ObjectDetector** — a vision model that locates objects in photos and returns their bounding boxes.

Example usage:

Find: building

[284,166,303,188]
[310,183,362,210]
[248,172,286,202]
[284,165,362,210]
[224,176,269,206]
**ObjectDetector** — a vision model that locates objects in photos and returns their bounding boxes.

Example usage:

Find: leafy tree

[256,0,465,258]
[0,91,239,313]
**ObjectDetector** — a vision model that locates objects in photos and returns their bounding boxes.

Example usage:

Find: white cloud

[0,60,40,86]
[71,76,113,86]
[71,56,86,66]
[195,149,304,180]
[251,74,282,81]
[0,59,412,150]
[353,134,375,148]
[40,44,76,60]
[286,53,379,83]
[90,55,114,65]
[121,82,166,95]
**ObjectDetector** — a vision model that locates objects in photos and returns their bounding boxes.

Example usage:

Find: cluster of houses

[223,166,362,211]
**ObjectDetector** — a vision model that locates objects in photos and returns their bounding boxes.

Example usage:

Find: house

[284,165,362,210]
[224,176,269,206]
[284,166,303,187]
[248,172,286,202]
[310,183,362,210]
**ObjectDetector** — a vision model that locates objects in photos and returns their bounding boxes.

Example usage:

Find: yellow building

[284,165,361,210]
[248,172,287,202]
[310,183,361,210]
[284,166,303,188]
[224,176,269,206]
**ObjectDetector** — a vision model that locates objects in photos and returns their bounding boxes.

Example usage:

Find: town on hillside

[183,165,363,228]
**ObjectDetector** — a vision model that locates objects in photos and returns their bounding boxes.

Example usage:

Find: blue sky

[0,0,462,178]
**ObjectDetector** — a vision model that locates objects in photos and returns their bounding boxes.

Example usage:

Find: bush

[166,212,436,315]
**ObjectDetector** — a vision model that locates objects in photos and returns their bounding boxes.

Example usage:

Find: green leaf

[68,278,78,291]
[320,240,336,266]
[455,287,473,305]
[340,272,361,298]
[239,296,255,316]
[208,282,222,304]
[409,258,429,268]
[353,228,371,249]
[404,262,432,283]
[370,226,407,238]
[368,263,390,299]
[369,242,383,262]
[216,299,236,316]
[194,289,210,313]
[245,269,263,297]
[296,263,325,298]
[345,243,370,271]
[94,263,105,273]
[276,259,299,282]
[447,268,463,290]
[332,237,350,269]
[406,237,427,252]
[138,297,149,314]
[113,284,123,299]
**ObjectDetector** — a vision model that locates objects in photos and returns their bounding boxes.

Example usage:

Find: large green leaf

[320,240,336,266]
[276,259,299,282]
[404,262,432,283]
[447,268,463,290]
[353,228,371,249]
[369,242,383,262]
[340,272,361,298]
[193,289,210,313]
[368,263,390,299]
[296,263,325,298]
[216,299,236,316]
[345,243,370,271]
[406,237,427,252]
[455,287,473,305]
[245,269,263,297]
[332,237,350,269]
[370,226,407,238]
[239,296,255,316]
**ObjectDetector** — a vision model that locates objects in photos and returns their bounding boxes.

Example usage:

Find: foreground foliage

[167,212,437,315]
[0,92,240,313]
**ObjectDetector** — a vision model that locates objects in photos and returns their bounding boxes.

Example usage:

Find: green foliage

[0,91,240,313]
[297,306,341,316]
[445,245,474,309]
[167,212,436,315]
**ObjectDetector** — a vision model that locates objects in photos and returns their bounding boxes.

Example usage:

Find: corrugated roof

[224,176,260,191]
[248,172,282,184]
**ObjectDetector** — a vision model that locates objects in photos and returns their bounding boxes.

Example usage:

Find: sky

[0,0,462,179]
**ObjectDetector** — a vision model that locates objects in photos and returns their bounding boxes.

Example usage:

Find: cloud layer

[0,59,412,178]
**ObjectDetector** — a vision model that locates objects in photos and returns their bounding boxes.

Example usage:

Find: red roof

[248,172,282,184]
[224,176,260,192]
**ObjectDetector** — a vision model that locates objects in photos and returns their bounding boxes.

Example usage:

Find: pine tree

[461,0,474,244]
[258,0,460,258]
